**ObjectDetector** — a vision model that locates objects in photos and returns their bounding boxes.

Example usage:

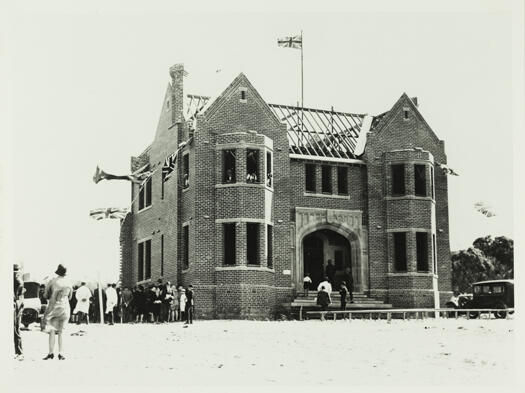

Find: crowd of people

[14,263,196,361]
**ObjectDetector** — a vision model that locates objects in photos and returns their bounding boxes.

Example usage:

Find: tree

[451,236,513,292]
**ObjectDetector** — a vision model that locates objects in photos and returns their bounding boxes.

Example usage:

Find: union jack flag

[278,35,302,50]
[90,207,129,221]
[162,140,190,182]
[436,162,459,176]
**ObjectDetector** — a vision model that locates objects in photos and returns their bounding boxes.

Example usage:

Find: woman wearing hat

[43,264,72,360]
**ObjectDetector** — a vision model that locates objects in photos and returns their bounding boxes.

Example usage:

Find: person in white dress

[105,284,118,325]
[73,282,92,325]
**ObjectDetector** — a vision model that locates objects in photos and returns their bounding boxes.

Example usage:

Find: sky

[2,0,522,283]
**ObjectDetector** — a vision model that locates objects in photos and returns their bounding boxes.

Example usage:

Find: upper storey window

[246,149,259,183]
[391,164,405,196]
[321,165,332,194]
[266,151,273,187]
[223,150,236,183]
[337,166,348,195]
[138,165,152,211]
[305,164,316,193]
[414,164,427,197]
[183,153,190,189]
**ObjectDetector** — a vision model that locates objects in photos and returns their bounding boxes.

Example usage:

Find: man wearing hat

[13,264,24,359]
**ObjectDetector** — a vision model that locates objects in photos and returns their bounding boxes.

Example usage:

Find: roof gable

[203,73,282,128]
[372,93,441,144]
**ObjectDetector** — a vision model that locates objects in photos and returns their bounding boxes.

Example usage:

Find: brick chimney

[169,63,185,126]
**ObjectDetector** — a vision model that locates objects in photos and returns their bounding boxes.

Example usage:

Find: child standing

[303,274,312,296]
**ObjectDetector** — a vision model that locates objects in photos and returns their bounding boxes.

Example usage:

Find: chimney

[169,63,185,126]
[411,97,418,107]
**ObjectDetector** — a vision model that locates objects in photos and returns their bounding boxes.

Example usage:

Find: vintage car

[461,279,514,319]
[21,281,43,328]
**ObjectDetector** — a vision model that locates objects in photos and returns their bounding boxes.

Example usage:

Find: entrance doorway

[302,229,352,290]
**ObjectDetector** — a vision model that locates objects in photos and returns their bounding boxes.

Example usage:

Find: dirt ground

[7,317,519,393]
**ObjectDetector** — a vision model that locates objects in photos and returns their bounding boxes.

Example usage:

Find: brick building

[120,63,452,319]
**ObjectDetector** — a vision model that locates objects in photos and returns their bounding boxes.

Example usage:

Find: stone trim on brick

[215,217,273,225]
[386,228,432,233]
[215,266,275,273]
[302,192,351,200]
[385,195,435,203]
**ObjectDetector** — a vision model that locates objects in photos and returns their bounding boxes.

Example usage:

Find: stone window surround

[387,159,435,200]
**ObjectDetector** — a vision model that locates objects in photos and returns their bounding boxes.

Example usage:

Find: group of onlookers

[67,278,195,326]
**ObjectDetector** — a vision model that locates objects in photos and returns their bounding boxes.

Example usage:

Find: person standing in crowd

[179,287,187,322]
[317,276,332,294]
[152,285,162,323]
[339,281,350,319]
[69,285,78,324]
[105,283,118,325]
[168,284,177,322]
[157,279,167,323]
[343,267,354,303]
[316,285,331,321]
[74,282,92,325]
[185,285,194,325]
[115,286,122,323]
[43,264,73,360]
[325,260,336,287]
[303,273,312,296]
[13,264,24,360]
[134,285,146,323]
[39,283,48,331]
[121,286,133,323]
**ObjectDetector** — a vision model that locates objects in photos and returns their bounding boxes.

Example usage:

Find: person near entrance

[343,267,354,303]
[317,276,332,294]
[325,260,336,285]
[339,282,350,319]
[316,286,331,321]
[303,274,312,296]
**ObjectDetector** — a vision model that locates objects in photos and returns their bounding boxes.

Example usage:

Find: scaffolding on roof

[268,104,366,159]
[185,94,210,121]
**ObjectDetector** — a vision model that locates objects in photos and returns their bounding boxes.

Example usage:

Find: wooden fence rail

[303,308,515,321]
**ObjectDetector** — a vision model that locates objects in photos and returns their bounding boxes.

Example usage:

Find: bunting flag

[162,140,189,182]
[89,207,129,221]
[436,162,459,176]
[474,202,496,217]
[277,35,302,49]
[93,165,152,185]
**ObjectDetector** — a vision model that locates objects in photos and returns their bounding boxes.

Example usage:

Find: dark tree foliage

[451,236,513,292]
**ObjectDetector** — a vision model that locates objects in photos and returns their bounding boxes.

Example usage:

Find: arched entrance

[303,229,352,290]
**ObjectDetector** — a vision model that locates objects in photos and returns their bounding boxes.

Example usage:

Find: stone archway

[294,207,368,293]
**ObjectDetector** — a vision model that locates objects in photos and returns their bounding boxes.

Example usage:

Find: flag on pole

[89,207,129,221]
[436,162,459,176]
[93,165,152,185]
[278,35,302,49]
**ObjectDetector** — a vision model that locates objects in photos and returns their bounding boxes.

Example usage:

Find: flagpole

[300,30,304,133]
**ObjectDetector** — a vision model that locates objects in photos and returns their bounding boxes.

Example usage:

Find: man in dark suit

[185,285,194,324]
[13,264,24,359]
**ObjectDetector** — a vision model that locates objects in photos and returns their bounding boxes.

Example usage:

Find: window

[321,165,332,193]
[391,164,405,195]
[247,223,260,265]
[416,232,429,272]
[403,107,409,119]
[482,285,491,294]
[183,154,190,189]
[474,286,481,294]
[223,150,236,183]
[160,235,164,277]
[433,234,437,274]
[138,239,152,281]
[430,166,435,199]
[267,225,273,268]
[161,171,166,199]
[223,223,236,265]
[393,232,407,272]
[493,285,503,294]
[166,100,170,110]
[305,164,316,192]
[183,225,189,270]
[337,166,348,195]
[241,90,246,100]
[246,149,259,183]
[138,166,152,210]
[414,164,427,197]
[266,151,273,187]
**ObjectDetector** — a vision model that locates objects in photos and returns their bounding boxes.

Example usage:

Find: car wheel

[468,311,480,319]
[494,303,508,319]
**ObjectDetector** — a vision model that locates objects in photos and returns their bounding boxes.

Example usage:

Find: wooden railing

[303,308,515,321]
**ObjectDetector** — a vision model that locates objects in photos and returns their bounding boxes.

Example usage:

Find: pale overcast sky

[2,0,522,283]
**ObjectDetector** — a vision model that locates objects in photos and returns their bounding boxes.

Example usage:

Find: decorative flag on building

[89,207,129,221]
[474,202,496,217]
[277,35,302,49]
[162,140,190,182]
[436,162,459,176]
[93,165,152,185]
